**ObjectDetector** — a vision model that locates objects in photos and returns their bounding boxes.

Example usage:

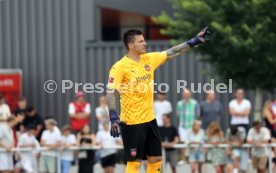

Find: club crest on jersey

[144,64,150,71]
[130,148,137,157]
[108,77,114,83]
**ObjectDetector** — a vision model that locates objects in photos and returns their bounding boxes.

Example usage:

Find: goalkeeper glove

[187,26,212,47]
[109,110,120,138]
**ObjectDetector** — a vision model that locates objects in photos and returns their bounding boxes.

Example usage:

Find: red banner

[0,70,22,113]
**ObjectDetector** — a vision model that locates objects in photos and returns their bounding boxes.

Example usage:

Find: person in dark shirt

[14,96,27,133]
[23,106,45,141]
[200,90,222,130]
[159,114,180,173]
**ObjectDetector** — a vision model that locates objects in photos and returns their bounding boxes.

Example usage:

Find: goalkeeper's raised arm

[166,26,211,61]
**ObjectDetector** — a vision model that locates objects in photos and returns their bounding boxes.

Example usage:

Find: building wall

[0,0,95,126]
[95,0,173,16]
[0,0,273,132]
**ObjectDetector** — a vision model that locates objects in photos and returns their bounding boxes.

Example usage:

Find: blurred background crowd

[1,88,276,173]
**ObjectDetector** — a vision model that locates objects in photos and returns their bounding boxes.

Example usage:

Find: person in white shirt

[96,121,122,173]
[39,119,61,173]
[229,89,251,133]
[95,95,109,131]
[154,91,172,127]
[60,125,77,173]
[17,124,40,173]
[0,93,11,121]
[0,115,24,173]
[247,121,270,173]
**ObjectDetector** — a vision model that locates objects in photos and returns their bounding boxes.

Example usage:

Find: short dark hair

[163,113,171,119]
[157,91,166,95]
[252,120,261,127]
[230,125,238,135]
[26,106,35,113]
[18,96,26,102]
[45,116,54,120]
[26,123,36,131]
[123,29,143,50]
[62,125,71,132]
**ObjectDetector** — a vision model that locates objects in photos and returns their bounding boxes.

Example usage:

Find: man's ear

[128,42,134,49]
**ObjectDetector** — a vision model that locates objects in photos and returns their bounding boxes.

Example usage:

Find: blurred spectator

[95,95,109,131]
[159,114,179,173]
[69,91,91,132]
[200,90,222,130]
[14,96,27,133]
[45,116,62,136]
[272,97,276,115]
[247,121,270,173]
[176,88,200,164]
[206,122,227,173]
[77,124,96,173]
[225,125,248,173]
[60,125,77,173]
[186,120,205,173]
[273,97,276,167]
[262,100,276,138]
[154,91,172,127]
[0,115,24,173]
[17,124,40,173]
[0,93,11,121]
[229,89,251,133]
[39,119,61,173]
[23,106,45,141]
[96,121,122,173]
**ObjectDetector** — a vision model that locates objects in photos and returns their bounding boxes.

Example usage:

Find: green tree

[154,0,276,119]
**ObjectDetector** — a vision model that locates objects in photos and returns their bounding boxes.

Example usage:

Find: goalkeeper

[106,27,211,173]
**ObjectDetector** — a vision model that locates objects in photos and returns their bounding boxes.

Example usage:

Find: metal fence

[1,144,275,173]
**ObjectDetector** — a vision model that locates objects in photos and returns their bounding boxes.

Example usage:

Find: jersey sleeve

[147,51,167,70]
[85,103,91,114]
[41,131,47,141]
[68,103,75,115]
[107,64,124,90]
[95,132,101,143]
[95,107,102,118]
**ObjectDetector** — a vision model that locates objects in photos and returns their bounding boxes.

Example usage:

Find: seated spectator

[69,91,91,133]
[206,122,227,173]
[17,124,40,173]
[200,90,222,130]
[0,115,24,173]
[0,93,11,121]
[225,125,248,173]
[23,106,45,141]
[95,95,109,131]
[159,114,179,173]
[154,91,172,127]
[247,121,271,173]
[60,125,77,173]
[14,96,27,134]
[186,120,205,173]
[96,121,122,173]
[77,125,96,173]
[39,119,61,173]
